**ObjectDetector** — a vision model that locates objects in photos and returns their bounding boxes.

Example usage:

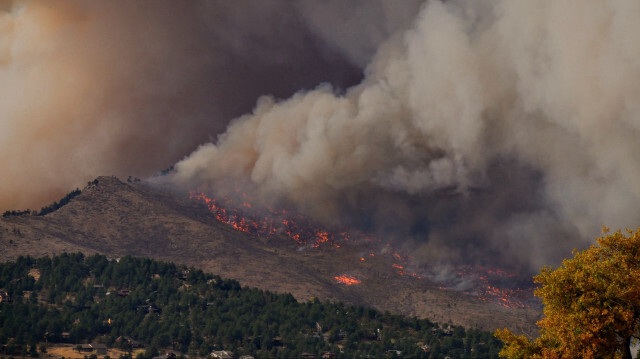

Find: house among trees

[271,336,283,347]
[117,289,131,297]
[152,352,176,359]
[419,344,431,353]
[117,336,144,349]
[77,344,94,353]
[321,352,336,359]
[301,353,317,359]
[210,350,234,359]
[75,343,108,355]
[0,289,10,303]
[93,344,108,355]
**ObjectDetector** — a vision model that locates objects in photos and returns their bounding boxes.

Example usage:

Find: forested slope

[0,254,503,358]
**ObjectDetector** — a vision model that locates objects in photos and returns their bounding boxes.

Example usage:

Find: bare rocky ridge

[0,176,541,336]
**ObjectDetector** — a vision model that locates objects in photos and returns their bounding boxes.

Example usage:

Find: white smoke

[0,0,418,211]
[175,0,640,271]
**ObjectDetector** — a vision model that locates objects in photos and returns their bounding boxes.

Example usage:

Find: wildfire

[444,266,536,309]
[190,190,532,308]
[190,190,354,248]
[334,275,362,285]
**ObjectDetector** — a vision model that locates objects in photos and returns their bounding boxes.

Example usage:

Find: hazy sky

[0,0,419,209]
[4,0,640,273]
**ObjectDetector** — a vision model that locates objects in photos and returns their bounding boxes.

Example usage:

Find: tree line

[2,188,81,218]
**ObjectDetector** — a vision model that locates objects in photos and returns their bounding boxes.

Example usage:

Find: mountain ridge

[0,175,541,336]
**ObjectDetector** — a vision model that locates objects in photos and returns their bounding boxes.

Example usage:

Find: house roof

[211,350,234,359]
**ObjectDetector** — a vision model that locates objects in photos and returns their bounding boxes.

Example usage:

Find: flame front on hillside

[334,275,362,285]
[436,266,536,309]
[190,190,534,308]
[190,190,352,248]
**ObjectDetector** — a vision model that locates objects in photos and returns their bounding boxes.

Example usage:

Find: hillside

[0,176,541,335]
[0,253,504,358]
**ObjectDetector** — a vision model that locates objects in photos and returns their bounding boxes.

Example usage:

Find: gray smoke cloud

[174,0,640,273]
[1,0,419,210]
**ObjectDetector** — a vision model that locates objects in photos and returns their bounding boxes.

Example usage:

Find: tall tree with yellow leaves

[496,228,640,359]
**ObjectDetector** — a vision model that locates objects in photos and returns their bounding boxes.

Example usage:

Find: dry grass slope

[0,176,541,336]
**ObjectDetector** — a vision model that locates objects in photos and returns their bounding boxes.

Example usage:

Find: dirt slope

[0,176,541,335]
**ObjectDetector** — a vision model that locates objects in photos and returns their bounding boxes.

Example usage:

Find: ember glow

[190,190,533,308]
[439,266,536,309]
[190,191,352,248]
[334,275,362,286]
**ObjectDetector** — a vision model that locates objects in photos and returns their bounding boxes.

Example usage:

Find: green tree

[497,228,640,359]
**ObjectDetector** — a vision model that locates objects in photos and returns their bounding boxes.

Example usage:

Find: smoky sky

[0,0,420,210]
[173,0,640,273]
[4,0,640,274]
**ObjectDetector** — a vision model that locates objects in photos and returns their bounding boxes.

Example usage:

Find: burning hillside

[334,274,362,285]
[3,3,639,325]
[0,175,542,334]
[164,0,640,289]
[435,266,537,309]
[189,190,349,248]
[189,189,535,309]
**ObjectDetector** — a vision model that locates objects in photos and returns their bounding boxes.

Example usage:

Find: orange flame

[334,275,362,285]
[450,265,534,309]
[190,190,351,248]
[190,190,531,307]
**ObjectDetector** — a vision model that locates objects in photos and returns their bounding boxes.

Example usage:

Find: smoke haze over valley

[3,0,640,275]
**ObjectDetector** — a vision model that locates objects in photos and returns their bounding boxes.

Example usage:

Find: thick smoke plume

[1,0,418,210]
[175,0,640,273]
